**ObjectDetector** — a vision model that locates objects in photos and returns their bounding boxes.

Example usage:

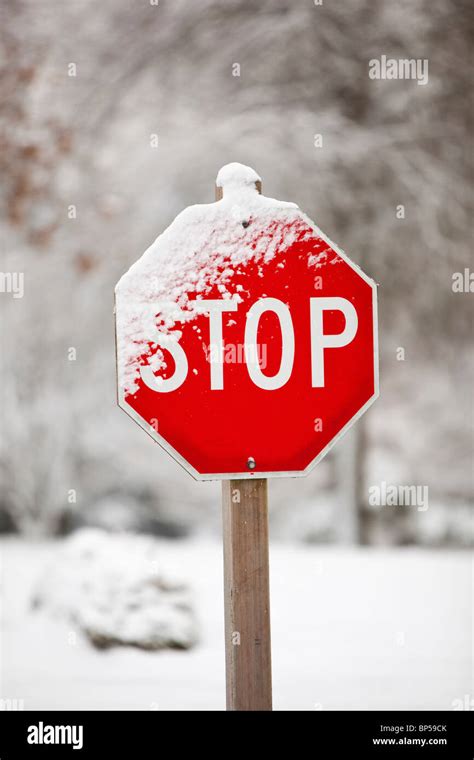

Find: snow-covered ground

[0,537,471,710]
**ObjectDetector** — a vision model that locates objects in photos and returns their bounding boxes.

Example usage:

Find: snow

[1,537,471,710]
[215,162,261,190]
[115,163,305,396]
[32,530,198,650]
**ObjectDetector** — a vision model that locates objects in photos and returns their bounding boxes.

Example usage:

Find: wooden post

[217,176,271,710]
[222,479,272,710]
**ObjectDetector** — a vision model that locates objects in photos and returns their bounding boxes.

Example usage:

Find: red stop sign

[115,164,378,479]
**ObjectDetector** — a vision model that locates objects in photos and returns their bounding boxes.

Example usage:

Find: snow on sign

[115,163,378,479]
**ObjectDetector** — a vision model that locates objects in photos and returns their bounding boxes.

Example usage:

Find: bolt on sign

[115,163,379,710]
[115,163,378,478]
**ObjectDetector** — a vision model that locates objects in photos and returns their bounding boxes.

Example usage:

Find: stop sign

[115,163,378,479]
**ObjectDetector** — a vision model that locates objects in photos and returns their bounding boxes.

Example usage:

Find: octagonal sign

[115,163,378,479]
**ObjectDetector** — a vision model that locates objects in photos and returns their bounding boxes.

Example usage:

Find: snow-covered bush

[33,529,199,650]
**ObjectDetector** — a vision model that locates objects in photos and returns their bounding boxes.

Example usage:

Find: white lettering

[310,297,358,387]
[244,298,295,390]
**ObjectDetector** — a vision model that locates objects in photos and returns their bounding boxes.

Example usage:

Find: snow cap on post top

[215,162,262,200]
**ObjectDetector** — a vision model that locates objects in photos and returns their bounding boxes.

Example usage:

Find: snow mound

[115,163,307,395]
[33,529,198,650]
[215,161,261,190]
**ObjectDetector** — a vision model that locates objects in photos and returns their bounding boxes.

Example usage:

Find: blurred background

[0,0,472,710]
